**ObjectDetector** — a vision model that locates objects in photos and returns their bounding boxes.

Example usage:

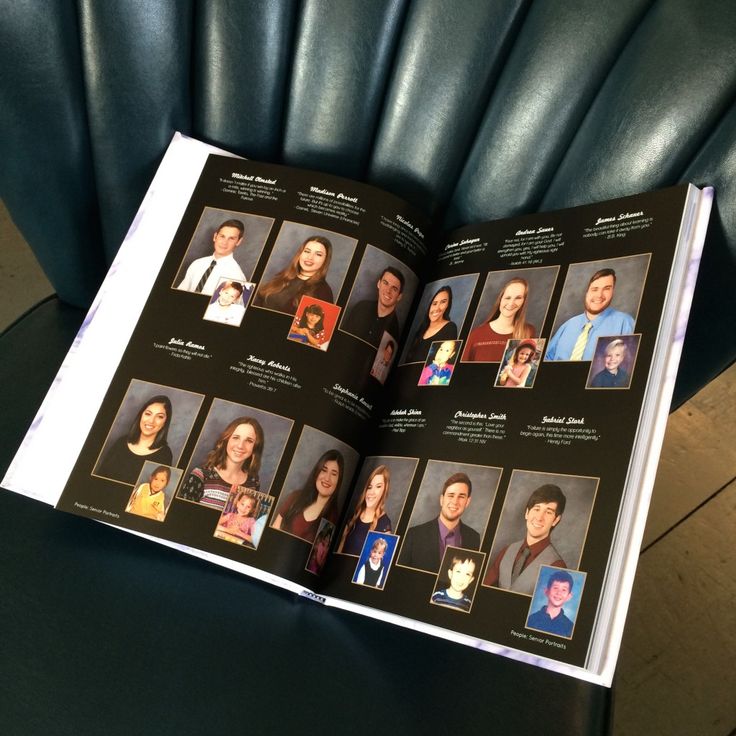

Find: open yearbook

[3,133,713,685]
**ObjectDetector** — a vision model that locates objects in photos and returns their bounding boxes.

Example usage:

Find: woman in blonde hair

[463,277,535,362]
[338,465,392,555]
[254,235,334,314]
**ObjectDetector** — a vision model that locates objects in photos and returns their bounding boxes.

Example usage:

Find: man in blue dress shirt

[545,268,634,361]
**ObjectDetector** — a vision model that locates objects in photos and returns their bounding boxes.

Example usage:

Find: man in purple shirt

[398,472,481,573]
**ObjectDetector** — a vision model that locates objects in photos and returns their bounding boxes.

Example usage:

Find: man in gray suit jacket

[483,484,567,595]
[399,472,481,573]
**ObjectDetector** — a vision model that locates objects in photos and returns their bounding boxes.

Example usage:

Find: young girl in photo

[306,524,333,574]
[498,339,536,388]
[126,465,171,521]
[288,302,326,348]
[356,537,389,587]
[215,489,259,544]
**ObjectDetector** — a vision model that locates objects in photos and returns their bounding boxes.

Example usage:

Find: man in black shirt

[343,266,405,347]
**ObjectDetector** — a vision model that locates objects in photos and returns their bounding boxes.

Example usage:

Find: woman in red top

[463,277,535,362]
[273,449,345,542]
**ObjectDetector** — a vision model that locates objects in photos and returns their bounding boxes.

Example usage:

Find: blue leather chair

[2,2,735,733]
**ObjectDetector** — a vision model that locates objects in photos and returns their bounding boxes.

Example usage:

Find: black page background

[320,186,691,669]
[58,156,430,584]
[56,163,691,669]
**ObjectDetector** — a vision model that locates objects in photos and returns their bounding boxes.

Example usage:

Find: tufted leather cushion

[1,0,734,399]
[2,3,736,732]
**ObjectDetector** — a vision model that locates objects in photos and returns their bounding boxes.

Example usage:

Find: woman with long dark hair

[405,285,458,363]
[272,449,344,543]
[97,395,173,484]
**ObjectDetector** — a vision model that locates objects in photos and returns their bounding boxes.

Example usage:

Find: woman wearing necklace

[273,449,344,543]
[254,236,334,315]
[497,339,536,388]
[338,465,392,555]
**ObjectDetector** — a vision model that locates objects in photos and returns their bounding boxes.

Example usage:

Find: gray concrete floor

[1,200,735,735]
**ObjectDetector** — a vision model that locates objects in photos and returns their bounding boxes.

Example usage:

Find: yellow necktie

[570,321,592,360]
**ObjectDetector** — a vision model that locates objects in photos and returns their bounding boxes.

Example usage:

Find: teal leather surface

[2,3,736,730]
[193,0,296,161]
[0,1,105,305]
[446,0,652,224]
[77,0,194,263]
[1,0,733,397]
[283,0,408,179]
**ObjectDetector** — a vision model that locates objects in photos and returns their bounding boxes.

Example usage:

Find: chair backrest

[2,0,735,401]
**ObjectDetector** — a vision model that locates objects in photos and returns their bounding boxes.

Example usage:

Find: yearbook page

[3,131,712,684]
[48,146,431,584]
[317,184,712,684]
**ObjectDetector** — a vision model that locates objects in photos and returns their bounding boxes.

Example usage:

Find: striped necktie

[570,321,592,361]
[195,259,217,293]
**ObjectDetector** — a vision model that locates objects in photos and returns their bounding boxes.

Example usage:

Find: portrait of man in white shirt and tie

[177,218,248,295]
